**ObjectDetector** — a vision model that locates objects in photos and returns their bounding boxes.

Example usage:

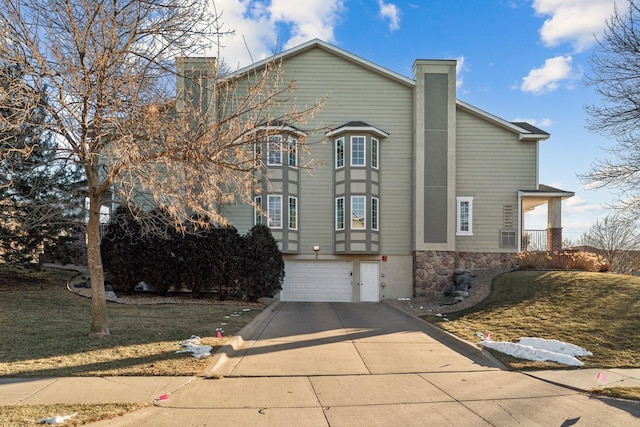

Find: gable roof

[229,39,550,142]
[326,121,390,138]
[457,100,550,141]
[229,39,414,87]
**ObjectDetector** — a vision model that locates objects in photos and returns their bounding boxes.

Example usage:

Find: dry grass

[0,266,265,377]
[590,387,640,401]
[427,270,639,369]
[0,403,149,426]
[0,265,266,424]
[424,270,640,401]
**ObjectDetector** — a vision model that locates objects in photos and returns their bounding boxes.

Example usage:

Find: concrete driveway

[93,302,639,426]
[206,302,500,378]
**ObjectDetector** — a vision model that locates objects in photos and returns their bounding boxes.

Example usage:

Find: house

[179,39,574,303]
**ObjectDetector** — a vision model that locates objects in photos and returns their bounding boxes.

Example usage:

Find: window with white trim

[254,143,262,167]
[287,136,297,167]
[288,196,297,230]
[351,136,365,166]
[351,196,366,229]
[335,137,345,168]
[456,196,473,236]
[267,195,282,228]
[371,138,379,169]
[335,197,345,230]
[267,136,282,165]
[254,196,262,225]
[371,197,379,231]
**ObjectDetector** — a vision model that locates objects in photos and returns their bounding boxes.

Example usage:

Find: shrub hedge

[101,209,283,301]
[517,250,610,272]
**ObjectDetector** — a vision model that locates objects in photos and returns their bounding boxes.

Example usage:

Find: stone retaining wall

[413,250,518,296]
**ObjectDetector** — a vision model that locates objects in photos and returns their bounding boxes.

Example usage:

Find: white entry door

[359,261,379,302]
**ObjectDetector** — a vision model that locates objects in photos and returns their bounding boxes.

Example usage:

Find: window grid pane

[351,136,365,166]
[336,197,345,230]
[267,195,282,228]
[351,196,365,229]
[371,138,379,169]
[254,143,262,167]
[456,197,473,235]
[288,196,297,229]
[288,137,297,167]
[459,202,469,231]
[336,138,344,168]
[267,136,282,165]
[371,197,379,231]
[254,196,262,225]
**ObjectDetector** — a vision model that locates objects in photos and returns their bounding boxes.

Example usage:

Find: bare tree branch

[579,214,640,274]
[582,0,640,216]
[0,0,323,335]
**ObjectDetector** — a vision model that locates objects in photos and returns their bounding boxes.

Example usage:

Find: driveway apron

[213,302,497,377]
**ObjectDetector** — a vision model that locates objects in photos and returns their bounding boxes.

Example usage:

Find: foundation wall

[413,250,518,296]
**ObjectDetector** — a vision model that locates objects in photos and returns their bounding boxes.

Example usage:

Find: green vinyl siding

[272,47,414,255]
[455,108,538,252]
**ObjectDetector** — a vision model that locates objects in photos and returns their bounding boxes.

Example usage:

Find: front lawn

[0,266,264,378]
[426,270,639,370]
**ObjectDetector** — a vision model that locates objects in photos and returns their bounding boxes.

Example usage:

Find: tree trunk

[87,193,110,336]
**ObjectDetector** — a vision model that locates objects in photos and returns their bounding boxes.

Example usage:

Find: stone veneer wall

[413,251,519,296]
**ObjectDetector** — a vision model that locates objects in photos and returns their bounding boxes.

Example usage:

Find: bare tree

[0,0,322,335]
[582,0,640,216]
[579,214,640,274]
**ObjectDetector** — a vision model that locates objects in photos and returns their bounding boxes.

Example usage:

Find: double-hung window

[351,136,365,166]
[371,197,379,231]
[253,196,262,225]
[335,197,345,230]
[456,196,473,236]
[267,136,282,165]
[288,136,297,167]
[371,138,379,169]
[267,195,282,228]
[288,196,298,230]
[335,137,345,168]
[254,143,262,167]
[351,196,366,229]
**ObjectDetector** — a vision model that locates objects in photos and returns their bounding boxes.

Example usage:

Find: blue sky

[211,0,620,240]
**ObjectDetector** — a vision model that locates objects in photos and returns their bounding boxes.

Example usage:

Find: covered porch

[519,185,575,252]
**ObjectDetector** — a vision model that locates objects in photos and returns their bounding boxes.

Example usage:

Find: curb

[382,300,508,370]
[201,299,284,378]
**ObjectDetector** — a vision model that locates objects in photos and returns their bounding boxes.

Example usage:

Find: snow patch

[517,337,592,357]
[39,413,77,424]
[176,335,212,359]
[479,337,591,366]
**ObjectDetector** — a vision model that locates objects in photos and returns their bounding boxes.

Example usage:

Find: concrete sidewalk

[1,301,638,426]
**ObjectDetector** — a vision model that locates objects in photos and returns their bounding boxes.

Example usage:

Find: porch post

[547,197,563,251]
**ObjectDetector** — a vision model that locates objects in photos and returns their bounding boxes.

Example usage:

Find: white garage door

[282,261,353,302]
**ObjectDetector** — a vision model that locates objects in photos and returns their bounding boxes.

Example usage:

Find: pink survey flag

[596,372,607,383]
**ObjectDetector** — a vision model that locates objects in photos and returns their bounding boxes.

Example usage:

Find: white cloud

[564,195,605,214]
[455,56,466,89]
[378,0,401,31]
[520,55,573,94]
[208,0,344,69]
[532,0,614,52]
[271,0,345,49]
